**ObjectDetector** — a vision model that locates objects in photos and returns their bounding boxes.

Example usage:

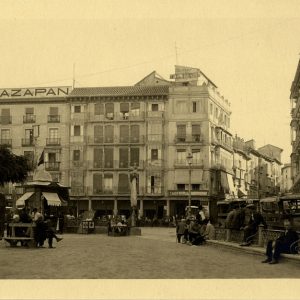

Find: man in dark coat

[240,204,267,246]
[262,218,299,264]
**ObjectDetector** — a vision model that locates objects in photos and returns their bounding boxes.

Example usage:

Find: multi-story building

[281,163,292,193]
[0,65,284,222]
[290,58,300,192]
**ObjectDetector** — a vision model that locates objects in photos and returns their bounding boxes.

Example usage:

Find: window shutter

[177,125,186,137]
[192,125,201,135]
[120,103,129,112]
[26,107,34,114]
[130,148,139,166]
[105,103,114,114]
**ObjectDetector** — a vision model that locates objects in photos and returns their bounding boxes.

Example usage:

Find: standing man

[262,218,299,264]
[240,204,267,246]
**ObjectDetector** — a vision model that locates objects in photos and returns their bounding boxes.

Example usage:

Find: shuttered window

[104,148,113,168]
[118,174,130,194]
[131,102,140,110]
[177,125,186,137]
[94,125,103,143]
[105,125,114,143]
[130,148,139,167]
[25,107,34,114]
[119,148,129,168]
[120,102,129,112]
[95,103,104,115]
[120,125,129,142]
[49,107,58,115]
[130,125,140,142]
[93,174,102,193]
[103,174,113,192]
[73,150,80,161]
[94,148,103,168]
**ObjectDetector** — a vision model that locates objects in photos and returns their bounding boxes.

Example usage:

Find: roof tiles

[69,85,169,97]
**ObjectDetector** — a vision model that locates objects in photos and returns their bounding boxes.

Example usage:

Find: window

[73,150,80,161]
[25,129,33,141]
[93,174,102,193]
[94,148,103,168]
[95,103,104,115]
[177,184,185,191]
[104,174,113,192]
[192,184,200,191]
[1,129,10,140]
[94,125,103,143]
[176,149,186,163]
[192,124,200,142]
[151,149,158,160]
[105,103,114,119]
[130,148,139,167]
[104,125,114,143]
[118,174,130,194]
[130,125,140,142]
[131,102,140,116]
[24,151,34,167]
[192,102,197,113]
[192,149,200,163]
[74,125,81,136]
[120,125,129,142]
[177,124,186,141]
[104,148,113,168]
[25,107,34,114]
[49,107,58,115]
[1,109,11,124]
[151,104,158,111]
[74,105,81,113]
[119,148,129,168]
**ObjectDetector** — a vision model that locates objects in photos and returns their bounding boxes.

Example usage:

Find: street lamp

[186,152,193,216]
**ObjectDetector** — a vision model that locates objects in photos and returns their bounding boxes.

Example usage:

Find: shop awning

[238,186,247,198]
[42,192,62,206]
[227,174,236,196]
[174,170,203,184]
[16,192,34,207]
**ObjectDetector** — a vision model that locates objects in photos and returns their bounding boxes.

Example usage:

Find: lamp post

[186,152,193,217]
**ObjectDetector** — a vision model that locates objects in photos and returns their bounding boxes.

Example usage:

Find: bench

[5,222,36,247]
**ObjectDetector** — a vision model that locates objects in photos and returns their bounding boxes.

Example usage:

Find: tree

[0,146,32,186]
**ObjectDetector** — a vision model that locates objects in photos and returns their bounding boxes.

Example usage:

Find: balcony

[145,186,163,195]
[23,114,36,123]
[0,116,12,124]
[0,139,12,147]
[147,111,164,118]
[174,134,204,144]
[70,160,85,168]
[47,115,60,123]
[211,137,233,152]
[22,138,34,147]
[174,159,203,167]
[46,138,61,146]
[89,160,144,170]
[45,162,60,171]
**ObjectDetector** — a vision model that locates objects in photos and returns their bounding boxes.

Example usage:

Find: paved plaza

[0,227,299,279]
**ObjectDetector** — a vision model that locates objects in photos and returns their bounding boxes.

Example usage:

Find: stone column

[139,199,144,217]
[113,199,118,216]
[166,199,170,217]
[88,198,92,211]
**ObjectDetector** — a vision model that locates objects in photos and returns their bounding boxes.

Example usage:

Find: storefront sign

[169,190,208,196]
[0,86,71,98]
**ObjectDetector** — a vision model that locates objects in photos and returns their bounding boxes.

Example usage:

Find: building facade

[281,163,292,193]
[0,65,283,221]
[290,59,300,192]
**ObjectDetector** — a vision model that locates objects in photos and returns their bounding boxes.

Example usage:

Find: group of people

[225,203,299,264]
[176,206,215,246]
[8,207,63,248]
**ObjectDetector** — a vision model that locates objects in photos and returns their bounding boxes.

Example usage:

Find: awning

[238,186,247,198]
[42,192,62,206]
[174,170,203,184]
[16,192,34,207]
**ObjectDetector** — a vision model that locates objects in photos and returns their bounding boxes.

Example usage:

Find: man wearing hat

[240,203,267,246]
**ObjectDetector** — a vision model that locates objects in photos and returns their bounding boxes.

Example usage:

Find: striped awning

[16,192,34,207]
[42,192,61,206]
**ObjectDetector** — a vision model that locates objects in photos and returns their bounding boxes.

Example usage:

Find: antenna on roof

[72,63,76,89]
[175,42,179,65]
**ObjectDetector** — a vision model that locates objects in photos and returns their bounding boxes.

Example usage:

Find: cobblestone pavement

[0,227,299,279]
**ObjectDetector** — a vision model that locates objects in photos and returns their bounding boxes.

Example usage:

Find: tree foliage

[0,146,32,186]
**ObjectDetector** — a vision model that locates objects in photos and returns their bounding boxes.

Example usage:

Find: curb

[207,240,300,263]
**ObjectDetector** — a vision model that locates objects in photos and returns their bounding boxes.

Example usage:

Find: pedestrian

[232,203,246,230]
[225,205,238,229]
[203,218,216,240]
[188,220,205,245]
[44,219,63,248]
[176,218,187,243]
[32,208,46,247]
[261,218,299,264]
[240,204,267,246]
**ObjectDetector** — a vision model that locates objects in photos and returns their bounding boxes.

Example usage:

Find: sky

[0,1,300,164]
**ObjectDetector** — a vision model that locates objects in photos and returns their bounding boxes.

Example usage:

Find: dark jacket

[247,211,267,230]
[277,229,299,254]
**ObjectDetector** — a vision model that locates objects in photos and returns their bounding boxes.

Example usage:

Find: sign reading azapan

[0,86,71,98]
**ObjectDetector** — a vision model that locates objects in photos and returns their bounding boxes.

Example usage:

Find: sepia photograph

[0,1,299,299]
